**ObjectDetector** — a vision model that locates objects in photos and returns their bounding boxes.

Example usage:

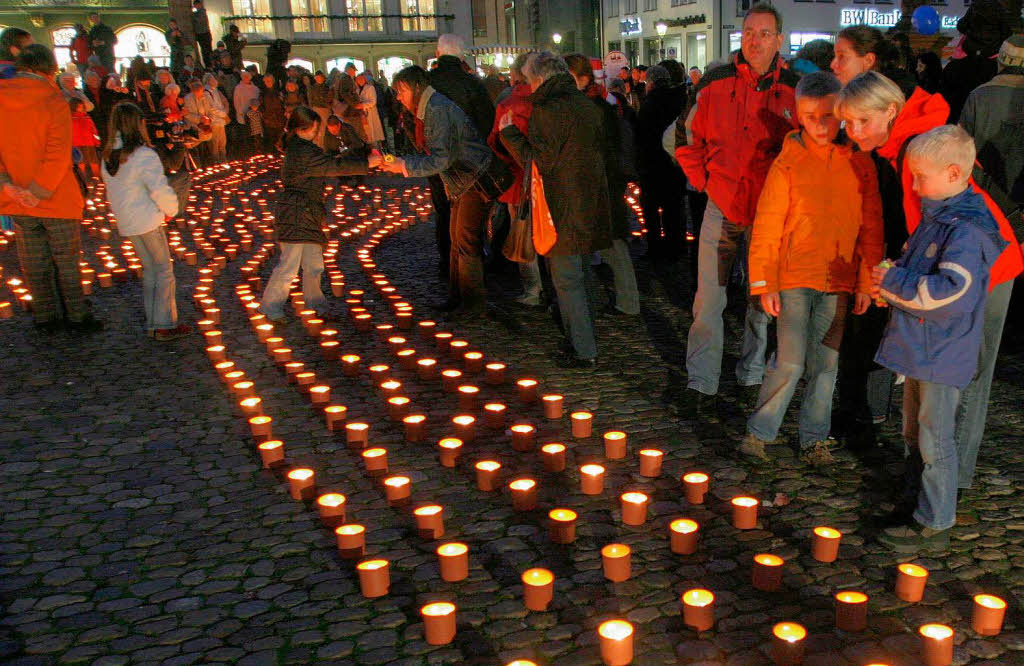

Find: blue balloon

[912,5,941,36]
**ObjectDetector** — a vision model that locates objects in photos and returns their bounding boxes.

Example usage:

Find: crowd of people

[2,2,1024,554]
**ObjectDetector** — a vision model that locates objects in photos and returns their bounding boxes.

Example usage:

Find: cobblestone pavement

[1,162,1022,666]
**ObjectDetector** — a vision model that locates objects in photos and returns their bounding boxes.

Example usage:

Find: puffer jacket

[101,144,178,237]
[675,51,798,226]
[274,135,367,245]
[876,87,1024,289]
[748,131,884,295]
[875,188,1007,388]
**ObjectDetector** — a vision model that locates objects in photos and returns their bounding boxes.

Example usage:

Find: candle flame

[522,569,554,586]
[754,553,784,566]
[387,397,410,405]
[363,448,386,458]
[403,415,426,424]
[484,403,506,412]
[683,472,709,483]
[773,622,806,642]
[542,394,563,401]
[317,493,345,507]
[437,543,468,556]
[919,624,953,640]
[601,544,630,558]
[335,524,364,536]
[476,461,501,472]
[598,620,633,640]
[581,464,605,476]
[621,492,648,504]
[570,411,592,420]
[542,443,566,454]
[517,379,537,387]
[414,505,442,516]
[287,469,314,481]
[453,416,475,426]
[683,589,714,606]
[258,440,282,451]
[511,424,535,433]
[898,563,928,577]
[357,559,388,571]
[974,594,1006,609]
[639,448,663,457]
[549,509,577,522]
[604,431,626,440]
[439,438,463,450]
[509,479,536,491]
[383,476,409,487]
[670,518,699,534]
[421,602,456,616]
[814,526,841,539]
[731,496,758,507]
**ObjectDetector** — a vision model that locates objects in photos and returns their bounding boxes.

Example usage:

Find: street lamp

[656,22,668,60]
[552,32,562,51]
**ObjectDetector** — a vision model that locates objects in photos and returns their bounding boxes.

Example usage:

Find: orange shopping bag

[530,162,557,255]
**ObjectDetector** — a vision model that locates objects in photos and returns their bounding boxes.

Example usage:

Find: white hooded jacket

[101,139,178,237]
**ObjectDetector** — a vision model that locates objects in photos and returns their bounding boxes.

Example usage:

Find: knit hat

[998,34,1024,68]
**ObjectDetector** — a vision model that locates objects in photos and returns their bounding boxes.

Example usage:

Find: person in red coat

[70,97,101,182]
[71,24,91,79]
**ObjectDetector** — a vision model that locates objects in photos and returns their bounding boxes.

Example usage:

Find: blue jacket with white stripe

[875,188,1007,389]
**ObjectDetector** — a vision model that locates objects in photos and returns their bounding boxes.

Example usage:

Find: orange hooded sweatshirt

[0,72,84,220]
[749,130,884,296]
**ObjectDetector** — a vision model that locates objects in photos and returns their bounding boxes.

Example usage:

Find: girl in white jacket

[101,101,190,341]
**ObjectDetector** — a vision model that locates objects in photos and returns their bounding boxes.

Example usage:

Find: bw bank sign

[839,7,959,30]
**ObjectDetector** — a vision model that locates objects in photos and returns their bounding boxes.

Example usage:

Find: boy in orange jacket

[740,71,884,466]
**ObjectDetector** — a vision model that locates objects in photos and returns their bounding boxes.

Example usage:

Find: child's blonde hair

[835,71,905,118]
[906,125,977,174]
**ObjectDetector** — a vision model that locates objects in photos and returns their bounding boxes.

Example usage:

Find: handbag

[503,210,536,263]
[530,162,557,255]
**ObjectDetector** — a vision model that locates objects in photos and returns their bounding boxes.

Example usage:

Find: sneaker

[800,440,837,467]
[738,433,771,461]
[877,523,950,553]
[67,314,104,335]
[154,323,192,341]
[553,351,597,369]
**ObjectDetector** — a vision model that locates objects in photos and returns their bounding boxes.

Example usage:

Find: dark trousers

[428,174,451,272]
[263,127,283,154]
[836,304,893,425]
[448,187,489,312]
[12,216,87,323]
[640,171,684,260]
[196,32,214,69]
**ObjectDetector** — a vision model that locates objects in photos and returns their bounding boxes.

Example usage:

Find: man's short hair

[523,51,567,85]
[645,64,671,89]
[436,34,465,57]
[392,64,431,91]
[689,66,700,72]
[907,125,977,173]
[510,51,532,76]
[0,27,31,61]
[344,62,357,72]
[15,43,57,76]
[795,70,841,100]
[745,2,783,32]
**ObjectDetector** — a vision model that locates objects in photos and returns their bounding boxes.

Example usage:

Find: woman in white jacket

[101,101,190,341]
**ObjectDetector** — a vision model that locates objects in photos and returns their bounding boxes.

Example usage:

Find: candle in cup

[510,424,536,452]
[731,496,758,529]
[379,379,402,399]
[548,509,578,544]
[316,493,346,528]
[638,449,663,477]
[570,412,593,438]
[434,331,453,351]
[295,372,316,387]
[418,320,437,339]
[580,464,605,495]
[542,394,564,419]
[463,351,484,374]
[811,526,842,562]
[919,623,954,666]
[403,414,426,442]
[356,559,390,598]
[248,415,272,439]
[620,492,649,525]
[452,415,475,442]
[522,568,554,611]
[834,591,868,632]
[340,354,361,376]
[387,396,410,421]
[309,385,331,405]
[335,524,365,559]
[516,378,539,403]
[541,443,566,472]
[239,396,263,417]
[257,440,284,468]
[681,589,715,632]
[771,622,806,666]
[438,438,463,468]
[421,602,457,645]
[597,620,634,666]
[414,505,445,539]
[396,348,417,370]
[362,448,388,476]
[483,403,506,429]
[509,479,538,511]
[971,594,1006,636]
[437,542,469,582]
[287,468,315,500]
[895,563,929,602]
[683,472,710,504]
[602,544,631,582]
[441,369,463,393]
[345,422,369,448]
[383,475,411,506]
[752,553,785,591]
[669,518,700,554]
[417,357,438,380]
[603,431,627,459]
[456,385,479,411]
[485,362,506,385]
[323,405,348,430]
[475,460,501,491]
[206,345,226,363]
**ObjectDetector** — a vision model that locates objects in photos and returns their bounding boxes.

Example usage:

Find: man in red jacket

[674,2,798,419]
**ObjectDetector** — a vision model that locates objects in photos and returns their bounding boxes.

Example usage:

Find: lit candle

[752,553,784,592]
[510,424,536,452]
[387,396,410,421]
[214,360,236,379]
[362,448,388,476]
[309,385,331,405]
[681,589,715,632]
[669,518,700,555]
[485,362,506,385]
[811,526,842,563]
[397,348,417,370]
[403,414,426,442]
[516,378,539,403]
[597,620,634,666]
[437,542,469,582]
[335,523,366,559]
[620,492,649,526]
[248,415,272,440]
[417,357,438,380]
[475,460,501,491]
[418,320,437,339]
[548,508,578,544]
[441,369,463,393]
[356,559,390,598]
[919,623,953,666]
[448,339,469,357]
[601,544,631,582]
[414,505,445,540]
[603,431,627,459]
[521,568,554,611]
[316,492,346,528]
[570,412,593,439]
[457,385,479,411]
[452,415,476,442]
[206,345,226,363]
[541,443,567,472]
[379,379,402,399]
[283,362,304,382]
[434,331,454,351]
[509,479,538,511]
[971,594,1006,636]
[340,354,361,377]
[264,336,285,354]
[383,475,411,506]
[239,396,263,417]
[542,394,564,419]
[580,464,606,495]
[682,472,710,504]
[324,405,347,430]
[835,591,868,632]
[463,351,484,374]
[895,563,929,602]
[271,347,292,364]
[438,438,463,468]
[730,496,758,529]
[421,602,457,645]
[368,364,390,382]
[257,440,284,468]
[638,449,663,477]
[287,468,315,501]
[345,422,369,449]
[771,622,806,666]
[295,371,317,387]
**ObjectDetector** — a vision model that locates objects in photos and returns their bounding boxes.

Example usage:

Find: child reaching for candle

[258,105,369,324]
[871,125,1007,554]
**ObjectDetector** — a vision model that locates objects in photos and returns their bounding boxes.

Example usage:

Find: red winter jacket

[675,52,798,226]
[488,83,532,206]
[71,111,100,147]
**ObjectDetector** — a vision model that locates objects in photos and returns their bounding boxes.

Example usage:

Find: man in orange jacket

[0,44,102,334]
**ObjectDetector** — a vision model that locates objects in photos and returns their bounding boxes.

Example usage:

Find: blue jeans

[903,378,960,531]
[128,227,178,331]
[259,242,326,319]
[747,289,845,446]
[686,200,769,394]
[547,254,597,360]
[600,238,640,315]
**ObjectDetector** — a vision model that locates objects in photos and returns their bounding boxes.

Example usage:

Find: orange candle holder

[895,563,929,602]
[437,542,469,582]
[683,472,710,504]
[681,589,715,632]
[340,354,361,377]
[602,544,631,582]
[287,468,315,500]
[620,492,649,526]
[379,379,402,399]
[383,475,411,506]
[414,505,445,539]
[548,509,578,544]
[452,415,475,442]
[387,396,410,421]
[510,424,536,452]
[771,622,806,666]
[356,559,390,598]
[603,431,627,459]
[580,464,605,495]
[239,397,263,417]
[752,553,784,591]
[463,351,484,374]
[441,369,462,393]
[638,449,663,477]
[248,415,273,440]
[541,443,567,472]
[669,518,700,554]
[919,623,954,666]
[542,394,564,419]
[403,414,426,442]
[397,348,417,370]
[257,440,284,468]
[730,496,758,529]
[457,385,479,411]
[570,412,593,438]
[835,591,868,632]
[811,526,842,562]
[509,479,538,511]
[971,594,1006,636]
[485,362,506,385]
[271,347,292,364]
[316,493,346,528]
[475,461,501,491]
[345,422,369,449]
[597,620,634,666]
[522,568,554,611]
[362,448,388,476]
[418,320,437,339]
[335,524,366,559]
[438,438,463,468]
[206,345,226,363]
[434,331,454,351]
[309,385,331,405]
[416,357,438,380]
[295,372,317,388]
[448,339,469,358]
[421,602,457,645]
[324,405,348,430]
[483,403,506,429]
[516,378,539,403]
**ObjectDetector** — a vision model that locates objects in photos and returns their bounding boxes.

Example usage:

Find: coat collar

[416,85,435,121]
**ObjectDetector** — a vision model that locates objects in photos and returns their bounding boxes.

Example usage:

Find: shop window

[231,0,273,36]
[402,0,436,31]
[291,0,331,33]
[348,0,384,32]
[607,0,618,17]
[326,56,366,72]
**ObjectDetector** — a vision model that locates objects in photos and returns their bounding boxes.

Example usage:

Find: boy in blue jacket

[871,125,1007,553]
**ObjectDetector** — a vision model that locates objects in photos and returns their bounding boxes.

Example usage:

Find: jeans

[686,200,769,394]
[259,242,326,319]
[902,378,960,531]
[747,289,846,446]
[448,186,488,312]
[601,238,640,315]
[955,279,1013,488]
[548,254,598,360]
[128,226,178,331]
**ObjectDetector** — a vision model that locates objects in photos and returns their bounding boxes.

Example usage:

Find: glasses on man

[742,29,779,39]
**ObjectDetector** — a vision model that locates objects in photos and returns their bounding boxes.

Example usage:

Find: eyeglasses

[742,29,779,39]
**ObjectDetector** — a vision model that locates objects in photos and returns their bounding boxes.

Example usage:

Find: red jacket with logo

[675,52,799,226]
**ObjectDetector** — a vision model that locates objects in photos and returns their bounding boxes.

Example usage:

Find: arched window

[285,57,315,72]
[242,60,261,72]
[51,26,77,73]
[325,57,366,73]
[376,56,413,82]
[114,25,170,73]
